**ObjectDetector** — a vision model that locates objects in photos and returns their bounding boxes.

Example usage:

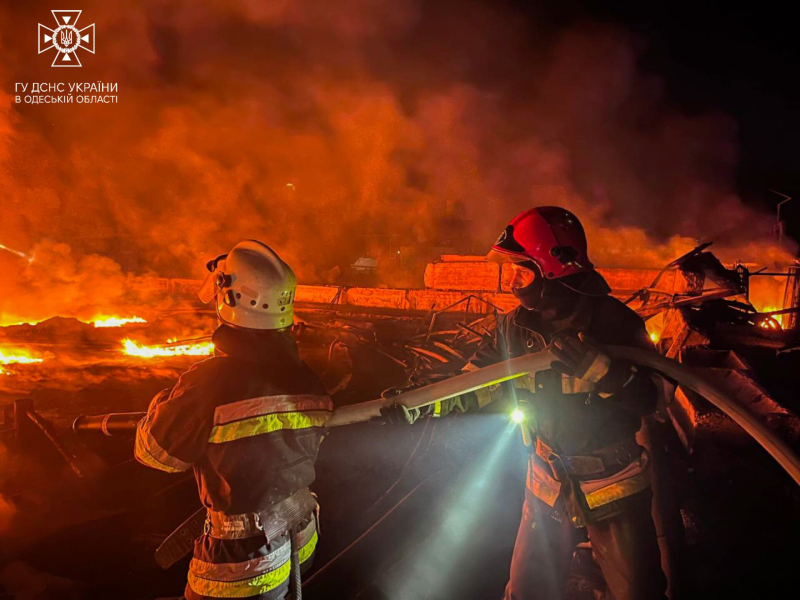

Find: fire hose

[73,346,800,488]
[72,412,146,435]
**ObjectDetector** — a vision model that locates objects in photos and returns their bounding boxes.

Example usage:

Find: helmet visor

[197,257,227,304]
[486,248,529,263]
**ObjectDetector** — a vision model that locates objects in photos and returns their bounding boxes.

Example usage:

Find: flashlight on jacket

[510,405,534,446]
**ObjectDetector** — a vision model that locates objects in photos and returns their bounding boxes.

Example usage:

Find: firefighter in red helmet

[385,207,667,600]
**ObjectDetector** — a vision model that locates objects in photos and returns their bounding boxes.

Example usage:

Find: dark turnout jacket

[135,325,332,599]
[471,294,657,455]
[424,289,658,525]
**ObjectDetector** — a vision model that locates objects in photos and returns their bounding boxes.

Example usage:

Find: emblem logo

[38,10,95,67]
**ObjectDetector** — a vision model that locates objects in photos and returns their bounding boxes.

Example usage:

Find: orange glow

[123,338,214,358]
[757,306,783,329]
[0,346,45,375]
[758,315,782,330]
[93,316,147,328]
[645,319,662,344]
[0,317,44,327]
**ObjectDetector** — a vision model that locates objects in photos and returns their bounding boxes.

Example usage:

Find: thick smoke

[0,0,794,322]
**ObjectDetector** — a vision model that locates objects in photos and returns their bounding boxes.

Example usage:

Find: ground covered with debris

[2,251,800,599]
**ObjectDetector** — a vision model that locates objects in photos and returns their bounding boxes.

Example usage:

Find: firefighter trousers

[503,491,667,600]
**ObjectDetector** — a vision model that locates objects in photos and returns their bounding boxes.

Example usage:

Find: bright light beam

[383,417,517,599]
[0,242,30,261]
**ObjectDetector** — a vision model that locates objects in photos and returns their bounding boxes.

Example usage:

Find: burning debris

[0,245,798,600]
[0,1,798,597]
[122,338,214,358]
[0,347,45,375]
[92,316,147,328]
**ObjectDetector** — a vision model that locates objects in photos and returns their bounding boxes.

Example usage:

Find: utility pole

[769,189,792,247]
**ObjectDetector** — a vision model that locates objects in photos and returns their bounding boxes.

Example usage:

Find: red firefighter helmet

[487,206,593,278]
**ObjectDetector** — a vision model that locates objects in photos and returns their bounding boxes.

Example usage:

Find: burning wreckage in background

[1,244,800,598]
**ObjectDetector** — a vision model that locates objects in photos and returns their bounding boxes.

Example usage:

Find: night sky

[540,0,800,246]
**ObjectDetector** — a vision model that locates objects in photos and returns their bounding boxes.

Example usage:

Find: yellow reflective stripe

[520,424,533,447]
[298,528,318,564]
[513,376,534,392]
[583,353,611,383]
[190,546,290,581]
[187,528,318,598]
[213,395,333,426]
[527,457,561,507]
[208,410,330,444]
[188,560,290,598]
[432,401,442,417]
[561,375,595,394]
[583,471,651,509]
[134,421,190,473]
[474,387,493,408]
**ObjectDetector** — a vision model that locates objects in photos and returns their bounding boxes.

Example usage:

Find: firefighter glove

[550,333,634,395]
[380,403,418,425]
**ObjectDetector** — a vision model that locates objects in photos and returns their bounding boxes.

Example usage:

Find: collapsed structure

[0,247,799,599]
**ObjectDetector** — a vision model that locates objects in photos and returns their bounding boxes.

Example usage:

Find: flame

[645,318,663,344]
[0,316,45,327]
[123,339,214,358]
[758,306,783,329]
[0,346,45,375]
[93,316,147,328]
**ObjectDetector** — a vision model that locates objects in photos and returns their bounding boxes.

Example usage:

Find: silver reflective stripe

[511,373,596,394]
[190,539,291,582]
[527,456,561,507]
[213,394,333,425]
[582,353,611,383]
[561,375,595,394]
[189,516,317,582]
[134,419,192,473]
[296,517,316,548]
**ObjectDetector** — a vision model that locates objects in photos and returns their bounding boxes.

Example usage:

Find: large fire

[93,316,147,328]
[122,339,214,359]
[0,346,45,375]
[2,315,148,328]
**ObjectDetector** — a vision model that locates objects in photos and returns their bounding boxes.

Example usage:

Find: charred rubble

[0,248,799,599]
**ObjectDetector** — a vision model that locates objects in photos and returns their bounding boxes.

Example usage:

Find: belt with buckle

[535,438,642,480]
[206,487,317,542]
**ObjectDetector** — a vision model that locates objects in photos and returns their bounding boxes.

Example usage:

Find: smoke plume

[0,0,794,321]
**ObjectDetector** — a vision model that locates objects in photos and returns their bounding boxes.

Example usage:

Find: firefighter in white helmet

[135,240,332,600]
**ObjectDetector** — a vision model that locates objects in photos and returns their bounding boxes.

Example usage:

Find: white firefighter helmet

[198,240,296,330]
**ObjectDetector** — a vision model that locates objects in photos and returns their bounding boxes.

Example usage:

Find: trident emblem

[38,10,95,67]
[60,29,73,48]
